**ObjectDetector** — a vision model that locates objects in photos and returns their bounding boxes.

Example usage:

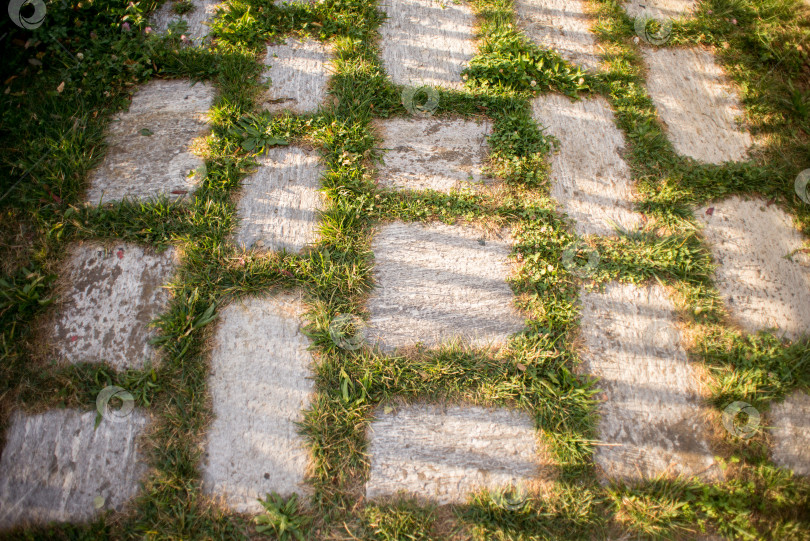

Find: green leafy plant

[255,492,311,540]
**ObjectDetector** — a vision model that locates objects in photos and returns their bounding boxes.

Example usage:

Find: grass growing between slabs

[0,0,809,539]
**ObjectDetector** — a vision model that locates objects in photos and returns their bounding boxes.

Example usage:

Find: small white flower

[530,80,537,87]
[77,52,84,60]
[633,36,640,44]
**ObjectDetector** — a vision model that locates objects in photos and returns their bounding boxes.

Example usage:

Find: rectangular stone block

[262,38,333,114]
[375,118,492,193]
[515,0,601,71]
[48,243,177,371]
[644,47,752,164]
[202,293,314,513]
[366,405,541,504]
[366,222,525,352]
[86,80,214,203]
[695,197,810,340]
[234,146,325,253]
[579,282,719,481]
[769,391,810,477]
[152,0,219,45]
[379,0,476,89]
[0,409,149,529]
[531,94,641,236]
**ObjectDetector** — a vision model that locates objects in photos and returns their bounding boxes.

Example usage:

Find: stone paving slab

[531,94,641,236]
[366,222,525,352]
[202,293,314,513]
[48,243,177,371]
[366,404,541,504]
[696,197,810,340]
[152,0,219,45]
[86,80,214,203]
[379,0,476,89]
[643,47,752,164]
[0,409,149,529]
[234,146,325,253]
[515,0,601,72]
[624,0,695,20]
[262,38,333,114]
[769,391,810,477]
[579,282,719,481]
[374,118,492,193]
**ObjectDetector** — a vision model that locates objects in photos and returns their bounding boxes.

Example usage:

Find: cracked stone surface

[202,293,314,513]
[366,222,525,352]
[262,38,333,114]
[366,404,542,504]
[580,282,719,481]
[235,146,325,253]
[85,80,214,203]
[374,118,492,193]
[644,47,752,164]
[769,391,810,477]
[624,0,695,19]
[379,0,476,89]
[152,0,219,45]
[531,94,641,236]
[515,0,601,71]
[0,409,149,530]
[48,243,177,371]
[695,197,810,341]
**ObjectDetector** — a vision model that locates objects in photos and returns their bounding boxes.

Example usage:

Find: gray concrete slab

[769,391,810,477]
[262,38,333,114]
[152,0,219,45]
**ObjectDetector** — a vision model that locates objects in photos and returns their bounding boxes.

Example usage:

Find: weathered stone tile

[375,118,492,193]
[202,293,314,513]
[696,197,810,341]
[262,38,333,114]
[579,282,719,481]
[515,0,601,71]
[366,222,525,352]
[0,409,149,529]
[769,391,810,477]
[644,47,752,164]
[234,146,325,253]
[624,0,695,20]
[366,404,542,504]
[86,80,214,203]
[531,94,641,236]
[152,0,219,45]
[49,243,177,371]
[379,0,476,89]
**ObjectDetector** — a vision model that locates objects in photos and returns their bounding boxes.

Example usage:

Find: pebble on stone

[85,80,215,203]
[531,94,641,236]
[769,391,810,477]
[202,294,314,513]
[374,118,492,193]
[579,282,719,481]
[235,146,325,253]
[624,0,695,20]
[695,197,810,341]
[644,47,752,164]
[262,38,333,114]
[379,0,476,89]
[366,222,525,352]
[0,409,149,529]
[515,0,601,71]
[48,243,177,371]
[366,404,542,504]
[152,0,219,45]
